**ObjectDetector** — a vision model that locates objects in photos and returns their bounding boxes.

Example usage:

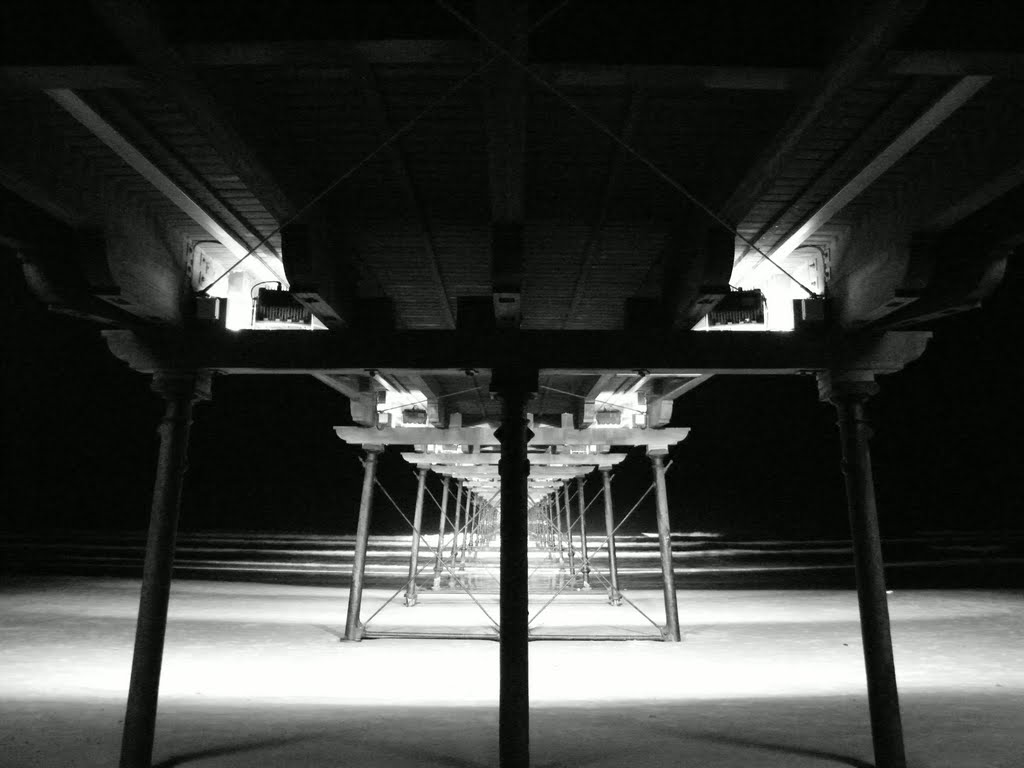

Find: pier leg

[563,483,575,576]
[449,480,464,581]
[553,486,565,570]
[576,477,591,589]
[119,371,210,768]
[600,467,622,605]
[545,500,554,559]
[432,476,450,589]
[821,373,906,768]
[344,446,382,641]
[492,367,536,768]
[649,451,680,642]
[459,494,472,571]
[405,467,429,606]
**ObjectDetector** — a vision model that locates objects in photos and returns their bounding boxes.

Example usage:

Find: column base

[340,624,365,642]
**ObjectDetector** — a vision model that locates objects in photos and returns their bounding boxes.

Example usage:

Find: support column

[576,476,591,590]
[450,480,464,572]
[120,370,211,768]
[492,367,537,768]
[405,467,429,606]
[600,467,622,606]
[820,372,906,768]
[459,494,473,571]
[469,495,478,558]
[432,476,450,590]
[553,486,565,569]
[563,483,575,576]
[649,451,680,642]
[344,445,382,641]
[544,499,553,559]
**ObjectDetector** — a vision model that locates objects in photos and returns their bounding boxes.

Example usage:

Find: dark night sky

[3,252,1022,539]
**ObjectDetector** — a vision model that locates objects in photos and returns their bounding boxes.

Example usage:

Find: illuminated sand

[1,577,1022,767]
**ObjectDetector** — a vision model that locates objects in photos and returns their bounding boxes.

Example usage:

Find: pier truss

[335,420,691,642]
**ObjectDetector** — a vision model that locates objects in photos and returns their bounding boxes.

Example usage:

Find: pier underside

[4,1,1024,766]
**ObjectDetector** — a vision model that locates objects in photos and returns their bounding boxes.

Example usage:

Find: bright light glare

[225,271,254,331]
[707,250,824,332]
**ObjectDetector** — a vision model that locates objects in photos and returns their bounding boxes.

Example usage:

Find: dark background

[3,252,1022,540]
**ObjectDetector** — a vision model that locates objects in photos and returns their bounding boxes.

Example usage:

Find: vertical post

[544,499,553,558]
[120,370,211,768]
[649,451,680,642]
[432,476,450,589]
[600,467,622,605]
[553,485,565,569]
[450,480,464,566]
[576,476,591,589]
[459,493,473,571]
[405,467,429,606]
[475,498,486,558]
[473,497,483,557]
[563,483,575,575]
[469,495,478,555]
[821,373,906,768]
[492,367,537,768]
[344,445,382,641]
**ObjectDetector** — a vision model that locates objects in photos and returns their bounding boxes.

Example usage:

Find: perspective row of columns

[118,366,906,768]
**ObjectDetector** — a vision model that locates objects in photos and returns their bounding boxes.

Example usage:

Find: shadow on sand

[683,731,875,768]
[152,737,305,768]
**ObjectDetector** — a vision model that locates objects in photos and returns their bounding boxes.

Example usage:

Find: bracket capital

[151,370,212,403]
[817,370,880,405]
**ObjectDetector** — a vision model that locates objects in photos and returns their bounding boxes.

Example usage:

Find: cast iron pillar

[405,467,429,606]
[600,467,622,605]
[492,367,537,768]
[459,493,473,571]
[649,450,680,642]
[563,483,576,576]
[553,484,565,569]
[469,495,479,559]
[820,372,906,768]
[119,370,211,768]
[544,499,554,557]
[450,480,464,572]
[433,476,450,590]
[344,445,382,641]
[576,477,591,589]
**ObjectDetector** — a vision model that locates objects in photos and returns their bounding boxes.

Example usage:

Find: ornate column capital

[817,370,880,405]
[150,370,213,403]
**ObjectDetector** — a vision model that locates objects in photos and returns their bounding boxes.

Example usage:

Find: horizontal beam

[335,425,691,449]
[888,50,1024,78]
[720,0,927,225]
[45,89,286,286]
[733,76,990,283]
[0,60,815,91]
[0,65,148,90]
[433,466,594,480]
[103,328,931,377]
[8,50,1023,94]
[402,452,630,467]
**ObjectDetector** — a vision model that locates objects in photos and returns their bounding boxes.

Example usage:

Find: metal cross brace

[373,476,500,628]
[528,460,674,626]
